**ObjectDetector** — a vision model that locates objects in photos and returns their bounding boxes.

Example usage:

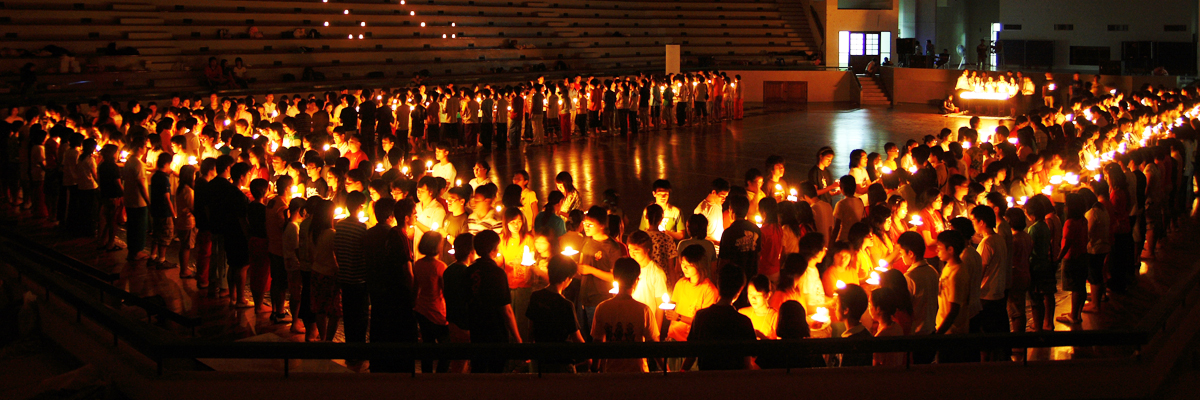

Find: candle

[425,160,433,172]
[455,179,462,187]
[357,211,368,223]
[1065,173,1079,185]
[521,245,536,266]
[187,156,197,165]
[1094,174,1103,182]
[291,185,302,198]
[907,166,918,174]
[401,166,410,176]
[375,163,385,173]
[875,259,889,272]
[323,144,331,152]
[224,118,231,126]
[754,214,762,228]
[1007,137,1018,144]
[962,141,972,149]
[1049,175,1064,185]
[608,280,619,294]
[908,215,923,226]
[881,166,893,174]
[812,307,830,323]
[430,221,439,231]
[865,271,880,286]
[1006,196,1014,208]
[835,280,846,290]
[1018,196,1028,206]
[774,184,783,195]
[334,206,348,220]
[1041,185,1053,196]
[659,293,675,310]
[495,205,502,213]
[561,246,579,256]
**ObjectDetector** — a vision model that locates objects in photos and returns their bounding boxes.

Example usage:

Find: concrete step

[138,46,181,55]
[566,41,589,48]
[112,3,156,11]
[119,17,164,25]
[545,21,569,27]
[556,31,579,37]
[126,31,172,40]
[579,52,601,58]
[526,2,550,7]
[534,12,556,17]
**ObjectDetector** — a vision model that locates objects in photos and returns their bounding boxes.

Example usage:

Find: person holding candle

[307,200,341,342]
[334,191,369,349]
[694,178,730,244]
[526,255,585,372]
[627,232,669,327]
[637,179,685,240]
[469,161,493,191]
[554,171,580,217]
[831,283,872,367]
[431,142,456,188]
[1056,193,1090,326]
[688,264,755,371]
[1004,208,1033,335]
[738,275,778,340]
[413,176,446,255]
[745,168,766,218]
[513,170,539,226]
[870,286,906,367]
[971,205,1010,338]
[467,183,502,235]
[245,178,271,312]
[576,207,626,339]
[441,232,474,373]
[499,206,537,343]
[808,148,839,204]
[465,230,523,372]
[413,231,450,373]
[666,244,718,370]
[590,258,659,372]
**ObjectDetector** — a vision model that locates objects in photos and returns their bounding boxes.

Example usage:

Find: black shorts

[1062,257,1088,293]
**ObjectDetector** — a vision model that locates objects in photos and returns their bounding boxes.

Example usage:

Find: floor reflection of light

[830,109,873,178]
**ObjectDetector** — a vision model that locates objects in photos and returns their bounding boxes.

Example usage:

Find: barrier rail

[5,227,1199,378]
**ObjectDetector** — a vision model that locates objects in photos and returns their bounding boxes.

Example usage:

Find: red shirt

[917,209,944,259]
[344,150,368,171]
[757,224,783,276]
[1060,218,1088,260]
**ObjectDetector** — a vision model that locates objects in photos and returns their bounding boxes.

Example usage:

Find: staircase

[774,0,821,55]
[859,75,891,106]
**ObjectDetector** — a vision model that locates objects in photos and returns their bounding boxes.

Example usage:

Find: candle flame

[609,280,619,294]
[908,215,923,226]
[522,245,536,266]
[561,246,579,256]
[812,307,830,323]
[865,271,880,286]
[881,166,893,174]
[836,280,846,289]
[357,211,367,223]
[375,163,384,172]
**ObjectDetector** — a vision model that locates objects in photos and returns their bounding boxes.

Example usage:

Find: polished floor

[1,103,1190,365]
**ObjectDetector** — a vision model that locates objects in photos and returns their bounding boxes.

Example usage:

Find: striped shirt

[467,210,502,235]
[335,219,368,284]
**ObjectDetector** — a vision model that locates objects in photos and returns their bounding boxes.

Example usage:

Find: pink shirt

[413,256,448,325]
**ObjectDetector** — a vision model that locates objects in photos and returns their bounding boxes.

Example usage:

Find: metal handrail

[7,227,1196,377]
[0,233,202,329]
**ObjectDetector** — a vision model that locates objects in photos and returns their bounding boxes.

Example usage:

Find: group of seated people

[0,72,1194,373]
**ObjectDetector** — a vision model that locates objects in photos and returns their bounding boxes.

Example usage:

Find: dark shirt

[339,106,358,131]
[525,288,579,343]
[294,113,312,136]
[312,111,330,134]
[98,161,122,199]
[837,326,874,367]
[150,171,171,219]
[579,237,627,308]
[807,165,835,204]
[466,257,513,343]
[359,101,377,133]
[443,261,470,328]
[208,177,247,239]
[718,220,762,279]
[481,99,495,123]
[193,178,210,231]
[688,304,756,370]
[247,201,267,239]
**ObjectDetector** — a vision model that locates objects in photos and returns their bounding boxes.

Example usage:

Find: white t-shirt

[937,261,970,334]
[905,261,939,335]
[960,247,984,319]
[631,261,669,324]
[694,200,724,241]
[832,197,863,242]
[414,199,446,254]
[849,167,870,203]
[432,161,456,185]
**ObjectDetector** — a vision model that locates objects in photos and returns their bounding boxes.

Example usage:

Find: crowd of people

[0,69,1195,374]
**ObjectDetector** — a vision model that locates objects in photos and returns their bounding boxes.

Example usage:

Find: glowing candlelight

[608,280,619,294]
[962,141,972,149]
[119,151,129,162]
[1006,196,1014,208]
[835,280,847,290]
[561,246,579,256]
[495,205,502,213]
[1041,185,1053,196]
[1048,84,1056,91]
[324,21,329,26]
[1049,175,1064,185]
[1094,174,1103,182]
[323,144,331,152]
[361,22,367,27]
[349,34,354,39]
[812,307,830,323]
[357,211,368,223]
[754,214,763,228]
[343,9,349,14]
[866,271,881,286]
[1065,173,1079,185]
[521,245,536,266]
[875,259,889,272]
[882,166,893,174]
[334,206,349,220]
[659,293,675,310]
[774,183,783,194]
[1007,137,1018,144]
[907,166,918,174]
[455,179,462,187]
[430,221,439,231]
[1018,196,1028,205]
[188,156,197,165]
[401,166,409,176]
[375,163,384,173]
[908,215,923,226]
[425,160,433,172]
[291,185,302,198]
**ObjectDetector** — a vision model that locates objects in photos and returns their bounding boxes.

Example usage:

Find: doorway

[763,81,808,103]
